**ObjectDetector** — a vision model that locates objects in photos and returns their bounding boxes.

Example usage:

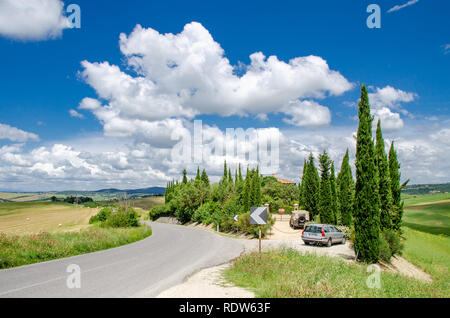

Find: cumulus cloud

[69,109,84,118]
[79,22,352,145]
[0,123,40,142]
[282,100,331,127]
[387,0,419,13]
[367,85,417,131]
[0,0,71,41]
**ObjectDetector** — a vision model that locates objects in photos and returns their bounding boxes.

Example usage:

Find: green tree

[337,149,354,226]
[318,151,334,224]
[228,168,233,185]
[330,162,338,225]
[299,160,307,206]
[201,169,209,185]
[353,84,380,263]
[221,160,228,185]
[301,153,320,220]
[389,141,405,233]
[375,120,393,231]
[182,169,188,184]
[195,166,201,181]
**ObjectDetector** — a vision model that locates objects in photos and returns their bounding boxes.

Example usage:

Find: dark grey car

[301,224,346,247]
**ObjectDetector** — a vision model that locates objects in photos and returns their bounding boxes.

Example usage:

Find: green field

[402,193,450,236]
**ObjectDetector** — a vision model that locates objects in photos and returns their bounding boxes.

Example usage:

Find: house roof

[272,173,296,184]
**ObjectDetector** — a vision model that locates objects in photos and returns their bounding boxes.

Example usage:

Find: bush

[149,204,173,221]
[192,202,214,224]
[89,207,112,224]
[101,208,140,228]
[336,225,353,240]
[383,229,404,256]
[379,235,392,263]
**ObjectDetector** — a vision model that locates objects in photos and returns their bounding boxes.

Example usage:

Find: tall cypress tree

[318,151,334,224]
[337,149,354,226]
[195,166,201,181]
[375,120,393,231]
[299,160,308,207]
[238,163,243,183]
[302,153,320,220]
[182,169,188,184]
[228,168,233,184]
[353,84,380,263]
[330,162,338,225]
[243,167,251,211]
[254,166,261,206]
[389,141,405,233]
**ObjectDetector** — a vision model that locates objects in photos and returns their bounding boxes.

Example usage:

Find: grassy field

[0,225,152,269]
[224,248,447,297]
[402,193,450,236]
[402,227,449,294]
[0,192,58,202]
[0,201,99,234]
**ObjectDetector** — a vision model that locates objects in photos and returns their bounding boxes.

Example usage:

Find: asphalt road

[0,222,244,297]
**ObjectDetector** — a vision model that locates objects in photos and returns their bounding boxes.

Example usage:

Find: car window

[304,225,321,233]
[333,226,342,232]
[324,226,331,233]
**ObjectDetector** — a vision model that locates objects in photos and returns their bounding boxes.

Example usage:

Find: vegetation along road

[0,222,243,297]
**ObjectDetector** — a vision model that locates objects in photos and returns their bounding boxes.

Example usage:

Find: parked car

[301,224,346,247]
[289,210,310,229]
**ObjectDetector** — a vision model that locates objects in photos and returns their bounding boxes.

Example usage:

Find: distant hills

[402,183,450,195]
[56,187,166,199]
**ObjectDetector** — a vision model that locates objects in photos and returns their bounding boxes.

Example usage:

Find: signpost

[250,206,268,253]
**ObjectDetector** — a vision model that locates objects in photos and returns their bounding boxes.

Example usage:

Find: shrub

[89,207,111,224]
[336,225,353,240]
[149,204,173,221]
[383,229,404,257]
[101,208,140,228]
[192,202,214,224]
[379,235,392,263]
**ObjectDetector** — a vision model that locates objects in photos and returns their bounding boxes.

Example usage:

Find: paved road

[0,222,244,298]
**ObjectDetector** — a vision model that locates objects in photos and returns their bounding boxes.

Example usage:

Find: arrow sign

[233,215,239,222]
[250,206,267,225]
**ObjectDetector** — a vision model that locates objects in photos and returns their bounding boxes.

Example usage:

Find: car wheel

[326,239,332,247]
[342,237,346,244]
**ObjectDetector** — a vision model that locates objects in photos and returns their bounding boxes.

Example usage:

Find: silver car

[301,224,346,247]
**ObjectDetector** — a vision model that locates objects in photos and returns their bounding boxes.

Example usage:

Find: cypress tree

[299,160,308,206]
[222,160,228,184]
[182,169,188,184]
[243,167,251,211]
[337,149,354,226]
[389,141,404,233]
[318,151,334,224]
[195,166,201,181]
[201,169,209,185]
[254,166,261,206]
[353,84,380,263]
[330,162,338,225]
[375,120,393,231]
[238,164,243,183]
[228,168,233,185]
[302,153,320,220]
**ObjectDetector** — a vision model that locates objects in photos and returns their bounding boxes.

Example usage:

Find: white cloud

[387,0,419,13]
[79,22,352,146]
[367,85,417,131]
[69,109,84,118]
[443,44,450,55]
[0,123,40,142]
[282,100,331,127]
[373,107,404,131]
[0,0,71,41]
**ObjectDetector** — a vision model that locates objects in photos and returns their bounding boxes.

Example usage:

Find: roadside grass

[0,201,99,234]
[224,248,448,298]
[0,225,152,269]
[401,227,449,293]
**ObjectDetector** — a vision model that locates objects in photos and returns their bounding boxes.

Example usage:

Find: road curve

[0,222,244,298]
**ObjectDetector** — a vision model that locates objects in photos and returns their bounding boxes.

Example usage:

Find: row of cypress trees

[298,85,405,263]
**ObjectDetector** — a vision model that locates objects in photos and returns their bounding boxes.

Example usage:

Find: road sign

[250,206,267,225]
[233,215,239,222]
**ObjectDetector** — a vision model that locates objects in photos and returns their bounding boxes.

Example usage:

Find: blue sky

[0,0,449,191]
